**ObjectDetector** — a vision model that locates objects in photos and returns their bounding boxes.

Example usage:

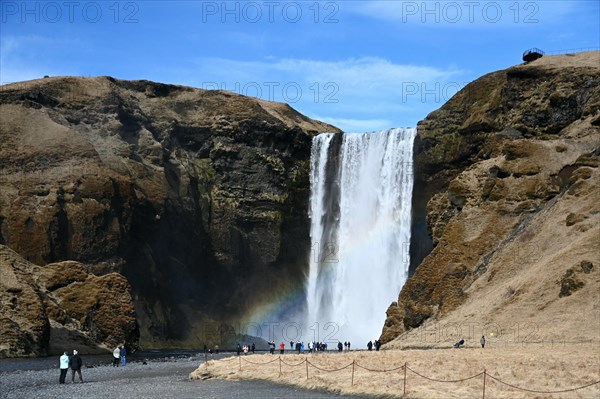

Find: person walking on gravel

[70,350,84,383]
[59,351,69,384]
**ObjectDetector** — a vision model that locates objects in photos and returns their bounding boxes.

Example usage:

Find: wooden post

[205,352,208,370]
[403,363,407,396]
[279,356,282,377]
[239,355,241,371]
[306,359,309,380]
[482,369,486,399]
[351,360,355,386]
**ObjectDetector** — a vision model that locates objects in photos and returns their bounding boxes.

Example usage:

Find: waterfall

[306,128,416,346]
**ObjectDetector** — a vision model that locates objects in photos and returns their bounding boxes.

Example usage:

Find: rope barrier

[306,360,354,372]
[487,374,600,394]
[240,357,279,365]
[210,354,600,397]
[354,363,405,373]
[406,365,484,383]
[280,358,307,367]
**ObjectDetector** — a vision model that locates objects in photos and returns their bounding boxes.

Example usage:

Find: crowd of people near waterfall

[232,339,384,355]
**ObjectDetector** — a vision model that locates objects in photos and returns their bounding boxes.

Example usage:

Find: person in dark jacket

[367,341,373,351]
[70,350,83,383]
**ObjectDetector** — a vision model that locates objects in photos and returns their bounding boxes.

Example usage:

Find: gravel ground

[0,356,371,399]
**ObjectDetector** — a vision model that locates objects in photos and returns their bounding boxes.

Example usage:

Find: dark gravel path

[0,356,371,399]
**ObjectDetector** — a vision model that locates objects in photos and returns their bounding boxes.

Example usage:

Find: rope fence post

[403,362,407,396]
[279,356,282,377]
[351,360,355,386]
[306,359,309,380]
[205,352,208,370]
[482,369,486,399]
[239,355,241,371]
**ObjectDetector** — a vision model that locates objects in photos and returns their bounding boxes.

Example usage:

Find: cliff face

[382,52,600,344]
[0,76,340,355]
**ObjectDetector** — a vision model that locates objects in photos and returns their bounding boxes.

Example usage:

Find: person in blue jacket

[120,346,127,366]
[59,351,69,384]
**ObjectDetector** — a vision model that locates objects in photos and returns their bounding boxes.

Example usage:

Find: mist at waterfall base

[240,128,415,349]
[306,128,416,346]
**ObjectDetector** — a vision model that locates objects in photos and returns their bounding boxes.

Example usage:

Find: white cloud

[180,56,465,130]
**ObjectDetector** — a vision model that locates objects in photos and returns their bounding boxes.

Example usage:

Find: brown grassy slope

[190,348,600,399]
[382,51,600,345]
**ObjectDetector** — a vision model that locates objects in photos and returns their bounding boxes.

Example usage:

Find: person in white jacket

[112,346,121,367]
[59,352,70,384]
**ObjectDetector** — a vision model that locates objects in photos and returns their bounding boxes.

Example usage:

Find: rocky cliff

[382,52,600,345]
[0,245,137,357]
[0,76,339,356]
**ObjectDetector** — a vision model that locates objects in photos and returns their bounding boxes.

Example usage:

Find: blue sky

[1,1,599,131]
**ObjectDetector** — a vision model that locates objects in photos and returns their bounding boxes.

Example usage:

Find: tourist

[367,341,373,351]
[453,338,465,348]
[348,341,351,350]
[375,340,381,351]
[337,342,343,351]
[70,350,84,383]
[237,343,241,356]
[279,342,285,354]
[243,344,248,355]
[120,345,127,366]
[252,342,256,354]
[59,351,69,384]
[480,335,486,348]
[290,341,294,350]
[112,346,121,366]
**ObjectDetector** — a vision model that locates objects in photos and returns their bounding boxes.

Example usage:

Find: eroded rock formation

[0,245,137,357]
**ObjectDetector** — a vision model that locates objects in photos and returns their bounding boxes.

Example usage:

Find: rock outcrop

[0,245,137,357]
[382,52,600,344]
[0,76,339,354]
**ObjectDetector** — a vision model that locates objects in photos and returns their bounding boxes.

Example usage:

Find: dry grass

[191,346,600,398]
